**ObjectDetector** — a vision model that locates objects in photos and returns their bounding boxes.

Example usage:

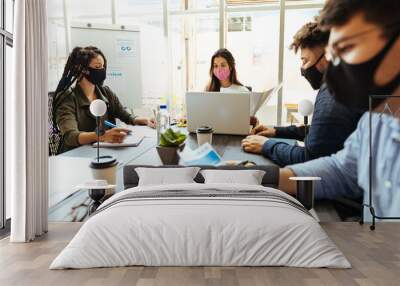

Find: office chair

[48,92,63,156]
[333,194,363,221]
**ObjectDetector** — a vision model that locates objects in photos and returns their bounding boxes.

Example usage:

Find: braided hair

[52,46,107,130]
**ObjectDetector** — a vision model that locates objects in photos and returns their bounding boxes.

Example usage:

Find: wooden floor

[0,222,399,286]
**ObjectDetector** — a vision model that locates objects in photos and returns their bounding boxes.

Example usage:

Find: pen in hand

[104,120,132,134]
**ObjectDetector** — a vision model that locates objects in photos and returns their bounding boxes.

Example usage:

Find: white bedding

[50,183,350,269]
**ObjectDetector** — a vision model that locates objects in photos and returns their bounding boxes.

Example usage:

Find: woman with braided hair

[53,46,155,153]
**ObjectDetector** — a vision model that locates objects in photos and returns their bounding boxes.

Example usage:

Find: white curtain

[10,0,48,242]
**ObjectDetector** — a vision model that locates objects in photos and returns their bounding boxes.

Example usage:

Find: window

[69,0,113,24]
[169,2,220,117]
[170,15,186,115]
[5,44,11,221]
[191,14,220,91]
[47,0,68,92]
[118,0,168,108]
[47,0,169,107]
[5,0,13,33]
[47,0,324,126]
[282,8,321,124]
[1,0,14,231]
[191,0,219,9]
[172,1,324,124]
[227,10,280,125]
[169,0,220,10]
[0,37,3,230]
[47,0,114,91]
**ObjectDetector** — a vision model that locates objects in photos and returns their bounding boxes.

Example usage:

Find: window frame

[53,0,324,124]
[0,0,13,233]
[166,0,324,124]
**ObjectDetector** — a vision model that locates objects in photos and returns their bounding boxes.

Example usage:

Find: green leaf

[159,128,187,147]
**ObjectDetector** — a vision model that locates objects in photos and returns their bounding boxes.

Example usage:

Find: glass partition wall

[48,0,325,125]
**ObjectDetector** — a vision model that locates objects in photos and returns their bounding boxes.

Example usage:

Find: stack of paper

[92,134,144,148]
[250,83,283,116]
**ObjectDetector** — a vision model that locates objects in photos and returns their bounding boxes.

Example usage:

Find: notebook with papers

[92,134,144,148]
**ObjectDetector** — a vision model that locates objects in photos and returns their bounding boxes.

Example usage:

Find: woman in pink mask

[206,48,258,126]
[206,48,249,93]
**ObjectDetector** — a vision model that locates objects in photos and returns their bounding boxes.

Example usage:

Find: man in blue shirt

[278,0,400,220]
[242,22,362,167]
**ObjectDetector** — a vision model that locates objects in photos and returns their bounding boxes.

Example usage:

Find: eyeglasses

[327,27,379,66]
[327,22,399,66]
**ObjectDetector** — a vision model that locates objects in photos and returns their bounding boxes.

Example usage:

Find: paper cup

[90,156,118,197]
[196,126,213,146]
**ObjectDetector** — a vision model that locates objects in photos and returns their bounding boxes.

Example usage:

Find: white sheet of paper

[92,134,144,148]
[250,83,283,116]
[115,120,157,138]
[129,125,157,138]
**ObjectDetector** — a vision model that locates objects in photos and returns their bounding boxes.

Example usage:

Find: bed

[50,165,350,269]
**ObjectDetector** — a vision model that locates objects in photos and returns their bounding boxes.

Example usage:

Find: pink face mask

[213,67,231,81]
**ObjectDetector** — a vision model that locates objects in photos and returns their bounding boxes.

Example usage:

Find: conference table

[48,126,276,222]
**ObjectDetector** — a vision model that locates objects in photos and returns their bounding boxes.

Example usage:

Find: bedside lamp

[298,99,314,129]
[291,100,319,214]
[289,177,321,211]
[87,99,118,214]
[90,99,107,162]
[298,99,314,161]
[77,180,116,215]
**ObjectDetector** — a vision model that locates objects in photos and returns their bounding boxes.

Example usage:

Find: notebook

[92,134,144,148]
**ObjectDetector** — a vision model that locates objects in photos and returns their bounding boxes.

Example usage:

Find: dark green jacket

[55,85,136,153]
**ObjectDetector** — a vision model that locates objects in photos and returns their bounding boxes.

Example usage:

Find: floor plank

[0,222,399,286]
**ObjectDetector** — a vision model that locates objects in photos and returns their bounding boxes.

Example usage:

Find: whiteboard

[71,23,142,109]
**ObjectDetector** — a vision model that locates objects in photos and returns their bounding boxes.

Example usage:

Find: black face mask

[301,53,325,90]
[325,33,400,111]
[85,67,107,85]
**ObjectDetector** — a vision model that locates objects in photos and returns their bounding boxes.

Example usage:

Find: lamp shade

[90,99,107,117]
[298,99,314,116]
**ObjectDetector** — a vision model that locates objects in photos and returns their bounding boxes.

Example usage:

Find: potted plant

[156,128,187,165]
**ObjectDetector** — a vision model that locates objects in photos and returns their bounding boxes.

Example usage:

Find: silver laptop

[186,92,250,135]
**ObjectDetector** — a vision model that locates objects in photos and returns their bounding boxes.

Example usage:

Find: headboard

[123,165,280,189]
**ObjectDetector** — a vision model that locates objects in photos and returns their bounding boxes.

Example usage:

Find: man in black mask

[242,22,362,167]
[278,0,400,221]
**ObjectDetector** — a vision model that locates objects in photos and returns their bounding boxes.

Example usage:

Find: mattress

[50,183,350,269]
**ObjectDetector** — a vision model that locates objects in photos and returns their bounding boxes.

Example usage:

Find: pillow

[135,167,201,186]
[200,169,266,185]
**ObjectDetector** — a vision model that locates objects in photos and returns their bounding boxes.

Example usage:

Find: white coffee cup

[90,156,118,197]
[196,126,213,146]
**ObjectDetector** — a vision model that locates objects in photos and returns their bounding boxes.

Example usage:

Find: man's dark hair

[289,22,330,54]
[319,0,400,38]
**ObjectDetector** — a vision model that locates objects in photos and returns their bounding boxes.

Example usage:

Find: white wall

[47,0,168,108]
